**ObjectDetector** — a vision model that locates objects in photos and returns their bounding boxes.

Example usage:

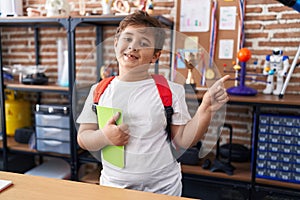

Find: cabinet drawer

[36,139,70,154]
[36,126,70,141]
[35,113,69,128]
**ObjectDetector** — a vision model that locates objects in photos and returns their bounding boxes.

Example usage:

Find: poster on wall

[218,39,234,59]
[179,0,211,32]
[219,6,237,30]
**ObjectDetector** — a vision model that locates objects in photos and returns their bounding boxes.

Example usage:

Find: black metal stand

[210,123,235,176]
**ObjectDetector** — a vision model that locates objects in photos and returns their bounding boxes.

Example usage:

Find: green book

[96,106,124,168]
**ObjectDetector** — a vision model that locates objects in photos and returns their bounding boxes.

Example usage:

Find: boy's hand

[202,75,230,112]
[102,112,130,146]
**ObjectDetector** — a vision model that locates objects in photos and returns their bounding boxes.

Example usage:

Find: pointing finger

[220,74,231,83]
[210,75,230,91]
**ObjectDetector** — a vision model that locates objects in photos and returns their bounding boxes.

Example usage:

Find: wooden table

[0,171,196,200]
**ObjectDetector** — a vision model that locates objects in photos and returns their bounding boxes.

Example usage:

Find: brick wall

[2,0,300,152]
[245,0,300,94]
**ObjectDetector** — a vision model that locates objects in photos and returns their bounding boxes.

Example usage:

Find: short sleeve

[76,84,98,124]
[169,82,192,125]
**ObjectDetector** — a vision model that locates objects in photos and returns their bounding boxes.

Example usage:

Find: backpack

[92,74,174,141]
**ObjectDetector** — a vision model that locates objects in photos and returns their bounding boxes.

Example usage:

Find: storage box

[36,139,70,154]
[36,126,70,141]
[35,104,69,129]
[35,113,69,129]
[36,104,69,115]
[256,113,300,184]
[35,104,71,154]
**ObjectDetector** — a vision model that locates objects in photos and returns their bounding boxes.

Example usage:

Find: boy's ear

[114,37,118,48]
[151,51,161,63]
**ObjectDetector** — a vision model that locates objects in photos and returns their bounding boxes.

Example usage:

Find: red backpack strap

[93,76,115,104]
[92,76,115,112]
[151,74,172,107]
[151,74,173,141]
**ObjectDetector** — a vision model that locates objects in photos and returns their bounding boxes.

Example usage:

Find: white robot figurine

[263,48,289,95]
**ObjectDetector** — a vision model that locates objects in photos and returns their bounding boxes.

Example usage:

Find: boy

[77,10,230,196]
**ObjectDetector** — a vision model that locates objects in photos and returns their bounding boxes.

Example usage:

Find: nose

[128,46,137,51]
[128,41,138,51]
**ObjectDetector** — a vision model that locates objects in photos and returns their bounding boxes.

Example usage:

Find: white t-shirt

[77,77,191,196]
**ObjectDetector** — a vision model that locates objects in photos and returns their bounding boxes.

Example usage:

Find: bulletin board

[174,0,243,88]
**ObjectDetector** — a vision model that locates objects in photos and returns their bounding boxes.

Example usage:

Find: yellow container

[5,90,32,136]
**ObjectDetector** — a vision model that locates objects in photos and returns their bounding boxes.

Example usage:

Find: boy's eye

[140,41,150,47]
[123,37,132,42]
[121,36,151,48]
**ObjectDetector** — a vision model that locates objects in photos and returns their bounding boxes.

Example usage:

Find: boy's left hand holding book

[102,112,130,146]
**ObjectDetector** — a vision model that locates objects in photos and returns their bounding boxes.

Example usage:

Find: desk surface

[0,172,195,200]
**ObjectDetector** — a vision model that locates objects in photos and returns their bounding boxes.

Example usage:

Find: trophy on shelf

[184,57,197,93]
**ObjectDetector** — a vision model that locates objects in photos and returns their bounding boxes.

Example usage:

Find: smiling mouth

[124,53,138,60]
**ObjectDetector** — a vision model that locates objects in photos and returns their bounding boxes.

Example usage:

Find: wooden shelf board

[6,136,36,152]
[3,137,73,157]
[181,161,251,183]
[189,92,300,107]
[0,17,68,28]
[256,178,300,190]
[5,82,68,92]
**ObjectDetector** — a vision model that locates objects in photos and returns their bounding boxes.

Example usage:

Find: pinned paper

[219,39,234,59]
[219,6,237,30]
[180,0,211,32]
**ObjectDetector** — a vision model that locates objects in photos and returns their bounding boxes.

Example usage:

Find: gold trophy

[184,58,196,93]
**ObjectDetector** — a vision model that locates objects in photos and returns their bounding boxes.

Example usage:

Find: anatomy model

[262,49,289,95]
